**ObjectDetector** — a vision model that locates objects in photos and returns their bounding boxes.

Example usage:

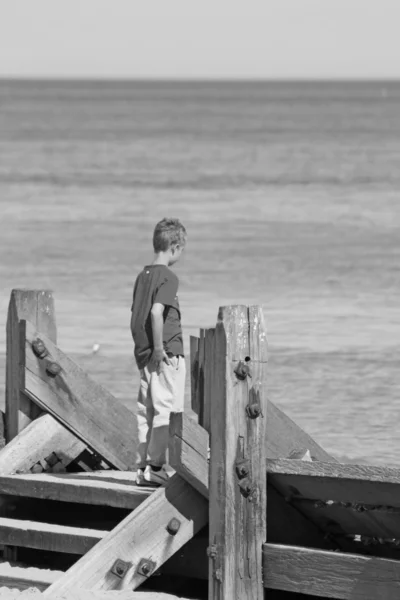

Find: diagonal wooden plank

[0,413,85,476]
[43,474,208,594]
[22,320,137,470]
[263,544,400,599]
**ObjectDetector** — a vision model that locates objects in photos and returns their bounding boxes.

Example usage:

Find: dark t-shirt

[130,265,184,369]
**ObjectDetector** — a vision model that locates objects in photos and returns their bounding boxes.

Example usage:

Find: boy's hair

[153,218,187,253]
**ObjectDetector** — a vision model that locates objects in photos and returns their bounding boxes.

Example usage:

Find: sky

[0,0,399,79]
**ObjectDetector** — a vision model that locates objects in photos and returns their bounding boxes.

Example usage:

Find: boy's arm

[150,303,171,367]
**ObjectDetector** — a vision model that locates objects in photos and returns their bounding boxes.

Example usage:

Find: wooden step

[0,560,62,591]
[0,472,154,509]
[0,517,106,555]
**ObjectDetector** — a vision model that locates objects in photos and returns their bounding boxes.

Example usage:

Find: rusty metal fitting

[46,362,61,377]
[32,338,48,359]
[137,558,156,577]
[238,478,256,499]
[234,359,252,381]
[207,544,218,560]
[245,403,262,419]
[235,458,249,479]
[111,559,131,578]
[166,518,181,536]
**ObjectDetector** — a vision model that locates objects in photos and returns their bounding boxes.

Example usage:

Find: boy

[131,218,186,486]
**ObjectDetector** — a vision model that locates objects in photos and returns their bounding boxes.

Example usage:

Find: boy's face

[168,243,185,265]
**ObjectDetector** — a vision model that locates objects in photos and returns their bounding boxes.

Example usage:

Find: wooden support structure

[22,320,137,470]
[6,289,57,441]
[0,413,85,475]
[0,472,152,509]
[0,517,106,555]
[4,291,400,599]
[208,305,268,599]
[43,475,208,594]
[263,544,400,599]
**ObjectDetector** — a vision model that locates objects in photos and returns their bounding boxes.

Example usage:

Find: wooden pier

[1,288,400,598]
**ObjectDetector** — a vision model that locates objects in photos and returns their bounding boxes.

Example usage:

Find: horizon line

[1,75,400,84]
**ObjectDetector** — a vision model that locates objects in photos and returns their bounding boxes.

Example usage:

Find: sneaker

[135,468,145,485]
[143,465,169,486]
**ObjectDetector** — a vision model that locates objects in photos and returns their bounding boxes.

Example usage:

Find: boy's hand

[150,347,171,368]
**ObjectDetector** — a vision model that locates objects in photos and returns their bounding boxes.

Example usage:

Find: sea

[0,79,399,466]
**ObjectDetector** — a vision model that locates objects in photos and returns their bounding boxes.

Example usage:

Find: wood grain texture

[43,474,208,594]
[209,305,267,600]
[23,320,137,470]
[190,335,200,416]
[268,458,400,506]
[0,562,62,591]
[6,289,57,441]
[169,412,208,498]
[263,543,400,599]
[202,327,215,434]
[0,413,85,475]
[0,472,152,509]
[0,517,106,555]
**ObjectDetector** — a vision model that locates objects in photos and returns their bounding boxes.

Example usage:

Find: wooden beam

[202,328,215,434]
[190,335,200,416]
[0,561,62,591]
[267,458,400,506]
[22,320,137,470]
[169,412,208,498]
[6,289,57,441]
[0,472,153,509]
[263,543,400,599]
[0,413,85,476]
[0,517,106,555]
[208,305,267,600]
[43,474,208,594]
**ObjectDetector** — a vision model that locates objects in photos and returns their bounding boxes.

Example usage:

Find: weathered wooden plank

[202,328,215,434]
[208,305,267,600]
[0,413,85,475]
[6,289,57,441]
[0,472,153,509]
[263,543,400,599]
[268,458,400,507]
[43,474,208,594]
[197,328,206,426]
[0,517,106,555]
[169,412,208,498]
[290,496,400,540]
[190,335,200,416]
[0,562,63,591]
[22,320,136,470]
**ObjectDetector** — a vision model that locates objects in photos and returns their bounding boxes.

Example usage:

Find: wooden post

[190,335,199,415]
[203,327,215,434]
[6,289,57,442]
[209,305,268,599]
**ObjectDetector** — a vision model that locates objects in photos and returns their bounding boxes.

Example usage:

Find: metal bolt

[207,544,218,559]
[235,459,249,479]
[166,518,181,536]
[111,559,131,579]
[46,362,61,377]
[32,339,48,359]
[234,360,252,381]
[238,478,256,500]
[137,558,156,578]
[245,403,262,419]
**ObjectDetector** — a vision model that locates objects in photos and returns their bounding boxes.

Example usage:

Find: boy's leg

[136,368,153,470]
[147,356,185,468]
